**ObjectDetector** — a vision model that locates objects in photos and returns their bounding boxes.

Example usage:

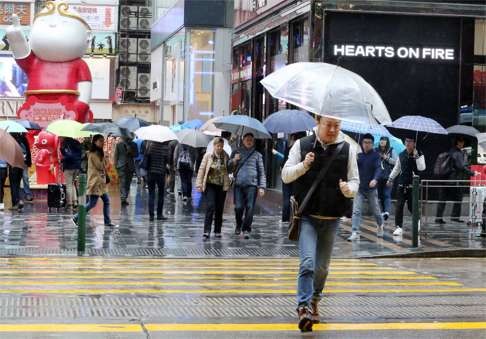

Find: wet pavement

[0,182,484,337]
[0,257,482,338]
[0,182,484,257]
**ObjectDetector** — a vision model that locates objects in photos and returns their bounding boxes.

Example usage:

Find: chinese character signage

[0,2,31,26]
[71,5,117,32]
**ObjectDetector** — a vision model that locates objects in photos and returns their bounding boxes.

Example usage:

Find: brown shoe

[310,299,320,324]
[297,306,313,332]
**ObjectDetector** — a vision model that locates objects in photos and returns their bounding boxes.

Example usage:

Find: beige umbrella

[0,129,25,168]
[199,118,223,136]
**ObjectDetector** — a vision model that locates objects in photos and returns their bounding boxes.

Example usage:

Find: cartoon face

[30,4,90,62]
[35,131,58,150]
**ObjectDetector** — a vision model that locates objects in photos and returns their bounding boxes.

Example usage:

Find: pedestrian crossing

[0,257,476,295]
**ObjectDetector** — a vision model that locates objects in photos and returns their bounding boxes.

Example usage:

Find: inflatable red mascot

[6,1,93,184]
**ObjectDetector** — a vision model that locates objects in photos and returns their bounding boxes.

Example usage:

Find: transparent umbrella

[261,62,392,125]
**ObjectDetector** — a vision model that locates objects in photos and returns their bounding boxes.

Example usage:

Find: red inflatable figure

[34,131,62,185]
[6,1,94,127]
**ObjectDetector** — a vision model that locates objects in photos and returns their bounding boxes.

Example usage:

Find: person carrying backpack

[435,137,475,224]
[60,137,82,209]
[175,144,196,202]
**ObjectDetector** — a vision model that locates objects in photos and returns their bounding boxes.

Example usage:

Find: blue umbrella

[263,110,315,134]
[214,115,271,139]
[181,119,204,130]
[341,120,391,137]
[373,134,406,154]
[386,115,448,135]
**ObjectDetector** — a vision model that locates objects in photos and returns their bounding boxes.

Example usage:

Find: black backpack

[433,152,453,177]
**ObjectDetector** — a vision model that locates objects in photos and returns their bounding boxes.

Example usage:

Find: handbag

[288,142,345,241]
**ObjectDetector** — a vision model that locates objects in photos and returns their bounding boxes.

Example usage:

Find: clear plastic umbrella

[206,138,232,156]
[135,125,178,143]
[260,62,392,125]
[176,129,212,148]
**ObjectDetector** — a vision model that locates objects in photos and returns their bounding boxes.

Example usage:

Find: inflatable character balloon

[35,131,61,184]
[6,0,93,128]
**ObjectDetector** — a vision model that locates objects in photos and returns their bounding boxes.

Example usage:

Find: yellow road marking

[0,270,418,275]
[0,281,461,287]
[0,287,482,294]
[0,264,380,269]
[0,266,389,271]
[0,275,438,280]
[0,322,485,332]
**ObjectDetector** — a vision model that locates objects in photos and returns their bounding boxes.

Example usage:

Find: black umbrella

[14,119,41,130]
[446,125,479,138]
[82,122,131,137]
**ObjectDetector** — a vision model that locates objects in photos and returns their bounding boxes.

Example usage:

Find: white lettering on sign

[333,44,455,61]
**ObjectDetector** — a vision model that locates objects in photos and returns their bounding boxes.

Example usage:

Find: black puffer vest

[398,150,418,185]
[293,135,351,217]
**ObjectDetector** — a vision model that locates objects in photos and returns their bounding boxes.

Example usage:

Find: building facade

[150,0,233,125]
[232,0,485,186]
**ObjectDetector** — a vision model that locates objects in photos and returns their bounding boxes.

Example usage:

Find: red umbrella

[0,129,25,168]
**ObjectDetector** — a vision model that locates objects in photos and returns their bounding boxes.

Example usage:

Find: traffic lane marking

[0,322,484,332]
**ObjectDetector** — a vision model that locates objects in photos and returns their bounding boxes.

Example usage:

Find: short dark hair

[243,132,254,138]
[362,133,374,142]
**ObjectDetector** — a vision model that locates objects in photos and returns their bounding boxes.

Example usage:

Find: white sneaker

[377,224,384,237]
[393,226,403,236]
[347,232,360,241]
[0,203,4,211]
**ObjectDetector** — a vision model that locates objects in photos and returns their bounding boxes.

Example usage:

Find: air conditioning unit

[138,38,150,54]
[119,66,137,90]
[119,53,138,63]
[137,73,150,97]
[120,5,137,19]
[138,53,150,63]
[120,17,138,30]
[138,6,152,18]
[119,38,137,53]
[138,18,151,31]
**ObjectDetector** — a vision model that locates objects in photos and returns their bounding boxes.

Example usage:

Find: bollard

[77,173,87,253]
[412,175,420,248]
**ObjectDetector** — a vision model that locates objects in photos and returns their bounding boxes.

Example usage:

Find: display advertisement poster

[84,57,111,100]
[0,54,28,98]
[87,32,116,55]
[0,2,31,26]
[71,5,117,32]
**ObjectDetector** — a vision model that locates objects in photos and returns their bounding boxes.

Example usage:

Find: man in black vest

[386,137,426,236]
[282,116,359,332]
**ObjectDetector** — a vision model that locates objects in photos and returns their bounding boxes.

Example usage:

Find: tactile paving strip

[0,248,299,257]
[0,295,483,321]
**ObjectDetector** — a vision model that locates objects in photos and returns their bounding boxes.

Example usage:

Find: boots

[310,299,320,324]
[297,306,313,332]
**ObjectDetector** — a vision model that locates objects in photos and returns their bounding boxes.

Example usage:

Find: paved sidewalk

[0,183,484,257]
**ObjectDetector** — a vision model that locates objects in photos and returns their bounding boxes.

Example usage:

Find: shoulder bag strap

[233,149,256,178]
[297,142,345,215]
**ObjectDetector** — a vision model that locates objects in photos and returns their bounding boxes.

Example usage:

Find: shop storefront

[233,0,485,186]
[150,0,233,125]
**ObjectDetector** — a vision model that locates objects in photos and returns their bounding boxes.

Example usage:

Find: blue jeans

[234,185,257,232]
[297,216,339,307]
[352,189,383,232]
[282,181,292,222]
[74,194,111,225]
[377,179,392,214]
[22,168,32,197]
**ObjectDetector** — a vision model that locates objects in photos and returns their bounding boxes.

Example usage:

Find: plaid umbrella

[341,120,391,137]
[386,116,448,135]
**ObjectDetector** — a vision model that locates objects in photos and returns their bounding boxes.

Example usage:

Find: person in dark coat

[144,141,169,221]
[435,137,475,224]
[60,137,82,209]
